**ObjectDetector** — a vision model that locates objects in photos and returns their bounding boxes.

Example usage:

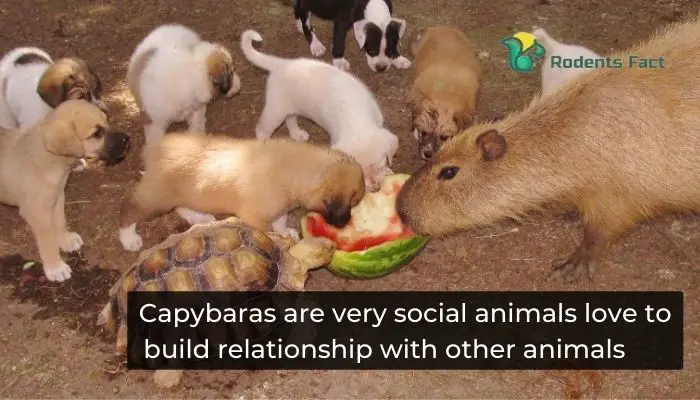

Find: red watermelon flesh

[304,174,416,252]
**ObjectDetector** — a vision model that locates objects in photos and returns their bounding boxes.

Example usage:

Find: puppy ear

[37,59,89,108]
[391,18,407,40]
[353,20,368,48]
[453,109,474,131]
[37,65,69,108]
[206,49,233,96]
[476,129,506,161]
[43,119,85,158]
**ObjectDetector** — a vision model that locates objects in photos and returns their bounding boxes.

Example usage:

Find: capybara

[397,15,700,282]
[410,26,482,160]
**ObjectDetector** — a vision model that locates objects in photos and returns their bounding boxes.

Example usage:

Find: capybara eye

[437,166,459,180]
[439,134,450,141]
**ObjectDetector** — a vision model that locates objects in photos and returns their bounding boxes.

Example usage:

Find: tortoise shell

[118,223,287,295]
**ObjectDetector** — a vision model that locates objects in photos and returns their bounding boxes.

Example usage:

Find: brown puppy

[410,26,482,160]
[0,100,130,282]
[118,133,365,252]
[397,15,700,282]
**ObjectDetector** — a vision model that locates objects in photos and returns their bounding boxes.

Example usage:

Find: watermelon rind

[299,215,430,280]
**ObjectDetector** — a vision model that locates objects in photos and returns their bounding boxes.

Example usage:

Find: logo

[500,32,546,73]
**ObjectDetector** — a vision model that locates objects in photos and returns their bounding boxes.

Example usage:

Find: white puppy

[126,24,242,148]
[533,28,603,96]
[0,47,107,171]
[240,29,398,193]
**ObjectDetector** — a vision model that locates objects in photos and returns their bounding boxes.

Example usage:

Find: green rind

[300,217,429,279]
[327,235,430,279]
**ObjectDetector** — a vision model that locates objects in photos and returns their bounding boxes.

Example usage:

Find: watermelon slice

[300,174,429,279]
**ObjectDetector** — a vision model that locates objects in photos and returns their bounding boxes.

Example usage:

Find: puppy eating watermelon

[301,174,429,279]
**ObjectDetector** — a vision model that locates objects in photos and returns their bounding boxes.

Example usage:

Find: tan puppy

[410,26,482,160]
[0,100,131,282]
[118,133,366,252]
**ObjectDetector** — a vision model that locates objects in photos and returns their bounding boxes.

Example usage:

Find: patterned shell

[118,223,285,294]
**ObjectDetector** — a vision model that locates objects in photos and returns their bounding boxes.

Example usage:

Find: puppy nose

[375,64,387,72]
[421,149,433,159]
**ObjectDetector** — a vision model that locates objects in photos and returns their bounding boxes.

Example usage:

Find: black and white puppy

[294,0,411,72]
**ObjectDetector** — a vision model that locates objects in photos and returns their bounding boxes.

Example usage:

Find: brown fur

[205,47,235,98]
[126,47,157,124]
[120,133,366,233]
[36,57,102,108]
[410,26,482,159]
[398,14,700,281]
[0,100,130,281]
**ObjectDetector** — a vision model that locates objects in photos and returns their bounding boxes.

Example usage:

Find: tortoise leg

[152,370,183,388]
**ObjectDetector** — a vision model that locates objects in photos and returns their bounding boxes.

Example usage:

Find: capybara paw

[391,56,412,69]
[153,370,183,389]
[548,255,593,283]
[289,128,310,142]
[59,231,84,253]
[310,38,326,57]
[44,260,72,282]
[119,225,143,252]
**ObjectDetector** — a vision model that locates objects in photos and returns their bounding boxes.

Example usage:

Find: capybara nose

[421,149,433,159]
[375,64,387,72]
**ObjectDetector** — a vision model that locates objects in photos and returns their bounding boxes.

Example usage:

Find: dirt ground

[0,0,699,398]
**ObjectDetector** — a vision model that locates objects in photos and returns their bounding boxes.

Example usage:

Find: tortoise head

[280,237,336,290]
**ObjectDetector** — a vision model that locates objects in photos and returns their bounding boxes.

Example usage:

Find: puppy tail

[0,47,53,95]
[240,29,285,72]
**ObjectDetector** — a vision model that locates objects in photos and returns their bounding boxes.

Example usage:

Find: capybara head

[304,155,366,229]
[37,57,107,113]
[397,128,507,236]
[205,45,241,98]
[43,99,130,165]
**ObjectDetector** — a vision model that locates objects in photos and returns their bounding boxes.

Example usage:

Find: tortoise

[97,217,336,388]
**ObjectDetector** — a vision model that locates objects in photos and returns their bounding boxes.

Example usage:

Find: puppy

[293,0,410,71]
[532,28,603,96]
[0,47,107,171]
[0,100,130,282]
[241,30,398,192]
[410,26,482,160]
[126,24,241,148]
[118,133,365,252]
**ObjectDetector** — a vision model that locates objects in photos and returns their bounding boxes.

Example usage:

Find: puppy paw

[71,159,88,172]
[332,58,350,71]
[310,37,326,57]
[289,128,310,142]
[391,56,412,69]
[295,19,304,33]
[44,261,72,282]
[119,225,143,252]
[59,231,84,253]
[175,207,216,226]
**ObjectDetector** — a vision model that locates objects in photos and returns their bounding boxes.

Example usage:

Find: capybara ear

[476,129,506,161]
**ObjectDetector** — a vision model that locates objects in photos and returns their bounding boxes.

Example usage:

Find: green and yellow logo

[500,32,546,73]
